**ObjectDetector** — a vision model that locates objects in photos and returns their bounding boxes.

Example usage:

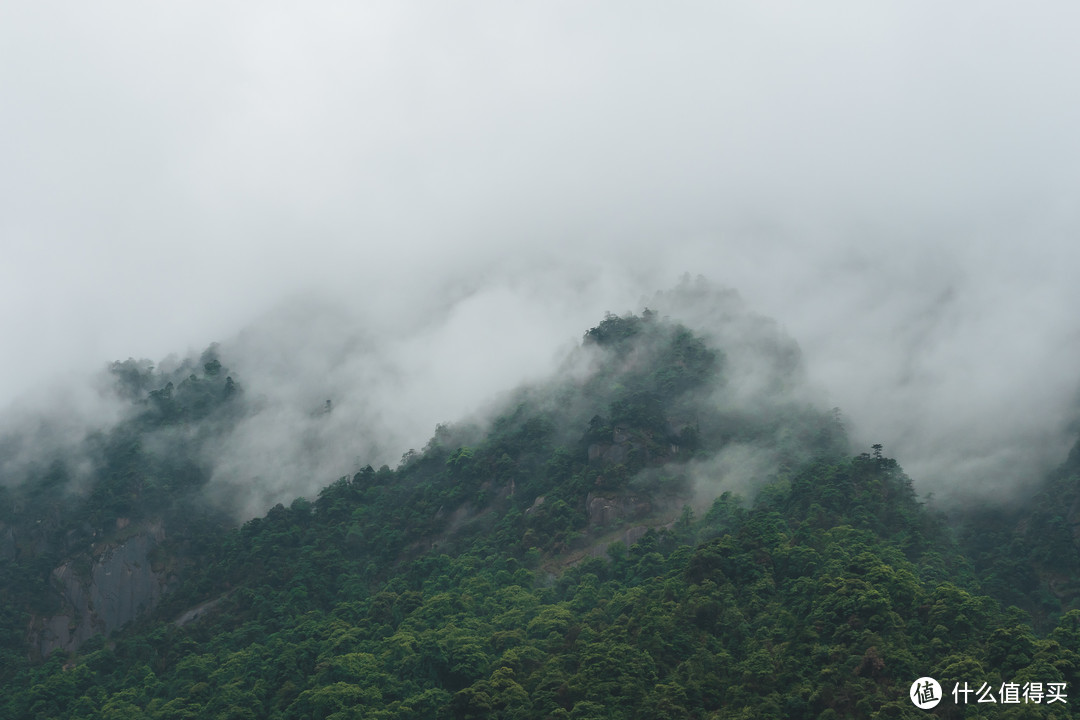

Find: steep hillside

[954,434,1080,631]
[0,348,239,665]
[1,308,1077,718]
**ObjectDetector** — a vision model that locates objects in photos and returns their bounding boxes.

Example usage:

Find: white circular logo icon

[910,677,942,709]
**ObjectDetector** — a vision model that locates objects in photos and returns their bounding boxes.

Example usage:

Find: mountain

[953,434,1080,632]
[1,297,1078,719]
[0,348,239,661]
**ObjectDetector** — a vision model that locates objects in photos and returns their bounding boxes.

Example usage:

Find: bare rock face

[622,525,650,546]
[0,522,16,561]
[587,426,662,467]
[174,594,227,628]
[588,426,634,466]
[588,442,630,465]
[31,523,176,657]
[585,493,651,528]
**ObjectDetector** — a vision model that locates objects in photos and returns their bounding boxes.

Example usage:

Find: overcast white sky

[2,2,1079,501]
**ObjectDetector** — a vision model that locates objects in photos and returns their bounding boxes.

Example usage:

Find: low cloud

[2,3,1079,511]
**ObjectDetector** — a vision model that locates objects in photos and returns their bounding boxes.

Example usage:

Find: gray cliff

[31,523,176,657]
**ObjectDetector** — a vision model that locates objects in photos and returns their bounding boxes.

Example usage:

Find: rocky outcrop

[587,424,680,467]
[588,426,643,465]
[30,523,177,657]
[524,495,546,515]
[588,441,629,465]
[585,492,651,528]
[174,594,227,627]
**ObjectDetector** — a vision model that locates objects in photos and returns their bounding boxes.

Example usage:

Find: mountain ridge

[1,297,1079,718]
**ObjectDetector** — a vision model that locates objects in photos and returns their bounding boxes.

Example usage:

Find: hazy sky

[3,3,1079,502]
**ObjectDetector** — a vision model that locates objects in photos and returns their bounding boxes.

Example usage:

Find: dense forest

[1,304,1079,718]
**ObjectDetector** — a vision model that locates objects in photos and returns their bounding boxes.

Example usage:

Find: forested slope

[0,349,239,665]
[1,310,1079,718]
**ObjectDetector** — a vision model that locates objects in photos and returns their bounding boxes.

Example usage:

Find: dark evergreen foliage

[0,311,1078,718]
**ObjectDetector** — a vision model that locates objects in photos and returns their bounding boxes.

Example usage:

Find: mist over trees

[1,291,1080,717]
[3,2,1080,716]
